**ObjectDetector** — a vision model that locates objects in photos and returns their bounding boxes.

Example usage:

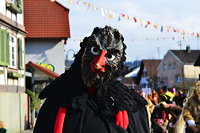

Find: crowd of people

[137,84,200,133]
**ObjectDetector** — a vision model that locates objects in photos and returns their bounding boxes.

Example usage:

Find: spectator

[159,86,175,104]
[148,90,159,105]
[183,86,200,133]
[175,82,200,133]
[173,90,186,107]
[140,91,154,132]
[160,102,182,133]
[151,102,169,133]
[0,121,7,133]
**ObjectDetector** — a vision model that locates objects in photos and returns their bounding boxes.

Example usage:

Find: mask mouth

[90,63,105,74]
[90,50,107,74]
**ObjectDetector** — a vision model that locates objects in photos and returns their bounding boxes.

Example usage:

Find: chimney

[186,45,191,53]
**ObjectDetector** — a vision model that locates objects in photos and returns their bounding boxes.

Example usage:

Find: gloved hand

[187,120,196,126]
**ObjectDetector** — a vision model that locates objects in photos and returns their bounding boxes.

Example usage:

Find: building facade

[24,0,71,75]
[157,47,200,89]
[139,60,161,90]
[0,0,28,132]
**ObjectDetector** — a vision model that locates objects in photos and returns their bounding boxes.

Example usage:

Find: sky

[57,0,200,62]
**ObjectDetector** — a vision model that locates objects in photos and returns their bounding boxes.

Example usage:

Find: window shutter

[5,31,10,66]
[0,29,3,65]
[17,0,22,8]
[1,29,5,65]
[18,38,23,69]
[0,29,9,66]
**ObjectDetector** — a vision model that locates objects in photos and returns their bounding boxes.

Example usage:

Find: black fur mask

[81,26,126,89]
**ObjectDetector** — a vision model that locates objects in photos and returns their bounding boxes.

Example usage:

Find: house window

[6,0,22,14]
[173,63,176,69]
[141,83,146,88]
[168,64,171,70]
[9,35,17,68]
[163,64,166,71]
[175,75,180,83]
[143,71,147,77]
[11,0,18,4]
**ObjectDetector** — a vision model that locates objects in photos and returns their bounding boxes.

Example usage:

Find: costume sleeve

[147,99,154,114]
[34,99,61,133]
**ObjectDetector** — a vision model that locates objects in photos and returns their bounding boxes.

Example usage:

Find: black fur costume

[34,26,149,133]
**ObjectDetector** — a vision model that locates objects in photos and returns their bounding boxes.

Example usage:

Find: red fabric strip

[54,107,67,133]
[115,110,129,130]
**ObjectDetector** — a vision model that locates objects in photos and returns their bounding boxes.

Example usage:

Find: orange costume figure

[148,90,159,105]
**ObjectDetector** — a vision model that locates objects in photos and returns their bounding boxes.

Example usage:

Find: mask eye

[91,46,100,55]
[106,53,116,61]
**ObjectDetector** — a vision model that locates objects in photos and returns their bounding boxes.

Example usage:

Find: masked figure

[175,82,200,133]
[33,26,149,133]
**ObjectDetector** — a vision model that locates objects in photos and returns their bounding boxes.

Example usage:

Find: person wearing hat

[159,86,175,104]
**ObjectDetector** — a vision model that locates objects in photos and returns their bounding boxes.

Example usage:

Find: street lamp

[65,49,75,70]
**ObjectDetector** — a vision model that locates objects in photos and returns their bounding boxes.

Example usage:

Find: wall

[0,0,6,15]
[184,65,200,79]
[0,93,28,133]
[157,51,183,88]
[25,38,65,74]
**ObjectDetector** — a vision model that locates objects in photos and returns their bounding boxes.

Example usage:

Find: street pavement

[19,129,33,133]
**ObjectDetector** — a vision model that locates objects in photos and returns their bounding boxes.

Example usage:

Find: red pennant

[133,17,137,22]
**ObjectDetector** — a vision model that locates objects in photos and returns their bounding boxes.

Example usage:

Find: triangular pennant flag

[76,0,80,5]
[133,17,138,23]
[87,3,91,9]
[121,13,125,17]
[197,33,200,38]
[101,8,105,17]
[173,28,177,32]
[72,1,76,5]
[166,26,171,32]
[153,24,159,29]
[109,10,113,18]
[160,26,164,32]
[68,0,70,4]
[112,12,116,18]
[92,5,95,10]
[140,19,143,26]
[177,28,180,33]
[127,16,131,20]
[116,14,121,21]
[182,30,185,35]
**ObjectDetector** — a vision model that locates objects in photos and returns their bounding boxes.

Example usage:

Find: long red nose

[91,50,107,73]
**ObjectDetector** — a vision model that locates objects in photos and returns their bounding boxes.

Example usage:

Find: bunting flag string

[53,0,200,38]
[67,36,195,43]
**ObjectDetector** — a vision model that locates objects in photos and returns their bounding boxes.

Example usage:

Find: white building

[0,0,28,132]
